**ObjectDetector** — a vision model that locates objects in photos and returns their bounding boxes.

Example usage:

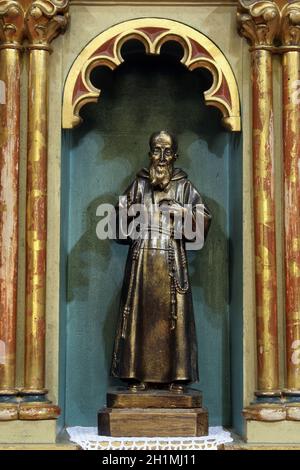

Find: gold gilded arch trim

[62,18,241,131]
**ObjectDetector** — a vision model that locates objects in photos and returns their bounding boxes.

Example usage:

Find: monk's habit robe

[111,167,211,383]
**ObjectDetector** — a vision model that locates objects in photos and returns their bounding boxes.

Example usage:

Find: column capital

[25,0,69,49]
[237,1,281,49]
[0,1,25,47]
[281,1,300,47]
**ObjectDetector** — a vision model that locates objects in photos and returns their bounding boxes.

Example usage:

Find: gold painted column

[238,1,282,418]
[280,2,300,406]
[19,0,69,419]
[0,1,24,421]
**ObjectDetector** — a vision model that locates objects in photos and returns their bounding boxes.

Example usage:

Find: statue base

[98,388,208,437]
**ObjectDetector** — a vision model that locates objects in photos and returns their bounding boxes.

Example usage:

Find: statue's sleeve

[184,181,212,241]
[114,179,140,244]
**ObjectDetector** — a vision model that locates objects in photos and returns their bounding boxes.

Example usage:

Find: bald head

[149,131,178,153]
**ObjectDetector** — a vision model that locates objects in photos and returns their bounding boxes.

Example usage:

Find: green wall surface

[60,49,243,429]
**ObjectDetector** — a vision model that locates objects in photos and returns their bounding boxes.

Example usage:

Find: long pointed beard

[149,164,173,190]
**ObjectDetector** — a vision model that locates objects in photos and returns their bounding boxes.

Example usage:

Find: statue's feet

[128,381,147,392]
[169,382,185,393]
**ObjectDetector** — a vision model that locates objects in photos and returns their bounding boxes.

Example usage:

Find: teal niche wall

[60,46,243,434]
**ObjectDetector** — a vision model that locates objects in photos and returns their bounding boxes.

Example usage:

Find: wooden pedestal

[98,388,208,437]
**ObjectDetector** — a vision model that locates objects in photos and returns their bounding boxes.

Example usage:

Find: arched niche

[62,18,241,132]
[60,17,243,431]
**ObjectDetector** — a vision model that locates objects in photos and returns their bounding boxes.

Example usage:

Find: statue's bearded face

[149,134,176,190]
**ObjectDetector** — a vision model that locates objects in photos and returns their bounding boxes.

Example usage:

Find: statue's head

[148,130,178,190]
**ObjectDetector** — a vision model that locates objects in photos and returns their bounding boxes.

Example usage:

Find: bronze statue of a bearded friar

[111,131,211,392]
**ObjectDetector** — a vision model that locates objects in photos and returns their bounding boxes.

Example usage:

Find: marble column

[19,0,69,420]
[0,0,24,421]
[280,2,300,411]
[238,0,282,420]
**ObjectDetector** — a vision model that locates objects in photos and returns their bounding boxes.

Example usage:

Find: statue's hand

[159,199,186,217]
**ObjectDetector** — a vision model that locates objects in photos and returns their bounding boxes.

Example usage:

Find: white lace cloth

[67,426,233,450]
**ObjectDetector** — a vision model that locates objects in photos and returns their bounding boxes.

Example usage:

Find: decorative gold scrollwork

[281,1,300,47]
[0,0,24,46]
[25,0,69,48]
[237,0,281,47]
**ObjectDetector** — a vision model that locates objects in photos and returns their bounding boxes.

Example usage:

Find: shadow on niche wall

[64,52,236,427]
